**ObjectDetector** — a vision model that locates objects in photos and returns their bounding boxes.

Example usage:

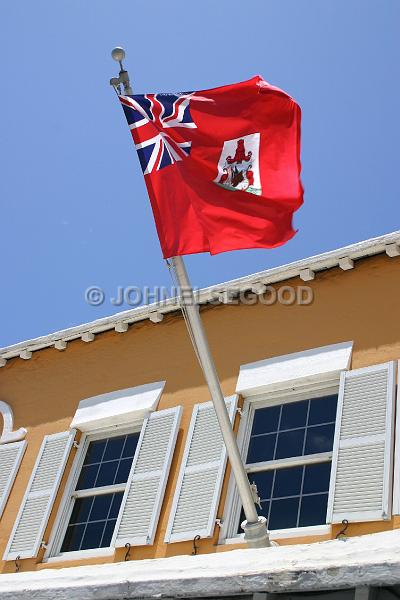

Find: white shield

[214,132,261,196]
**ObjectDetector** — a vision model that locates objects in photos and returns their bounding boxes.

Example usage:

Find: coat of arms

[214,133,261,196]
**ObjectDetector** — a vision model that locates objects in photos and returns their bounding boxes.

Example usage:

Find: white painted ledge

[224,524,331,544]
[236,341,353,397]
[1,530,400,599]
[45,547,114,564]
[70,381,166,432]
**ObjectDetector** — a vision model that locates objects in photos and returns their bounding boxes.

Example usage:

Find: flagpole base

[242,517,271,548]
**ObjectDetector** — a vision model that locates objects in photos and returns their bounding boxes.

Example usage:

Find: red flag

[119,76,303,258]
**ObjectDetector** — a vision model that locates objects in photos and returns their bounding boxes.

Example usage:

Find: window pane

[78,433,139,492]
[61,524,85,553]
[303,462,332,494]
[247,433,276,464]
[101,519,117,547]
[250,471,273,500]
[103,436,126,461]
[275,429,305,459]
[259,500,270,522]
[89,494,113,521]
[308,395,338,426]
[76,464,99,490]
[83,440,106,465]
[251,405,280,436]
[114,458,133,484]
[122,433,140,458]
[80,521,106,550]
[273,466,303,498]
[237,393,337,536]
[299,493,328,527]
[304,424,335,454]
[109,492,124,518]
[280,400,308,430]
[69,497,93,524]
[95,460,119,487]
[238,462,331,534]
[269,497,299,530]
[61,492,123,553]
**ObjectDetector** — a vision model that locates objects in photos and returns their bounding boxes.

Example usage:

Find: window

[235,389,338,534]
[59,431,140,553]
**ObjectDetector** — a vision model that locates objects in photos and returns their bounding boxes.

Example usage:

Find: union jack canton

[120,93,196,174]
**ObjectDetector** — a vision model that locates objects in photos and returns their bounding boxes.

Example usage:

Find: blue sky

[1,0,398,347]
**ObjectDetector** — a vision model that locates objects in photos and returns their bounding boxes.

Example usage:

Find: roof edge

[1,230,399,361]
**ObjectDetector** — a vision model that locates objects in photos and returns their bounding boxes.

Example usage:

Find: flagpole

[110,48,270,549]
[170,256,270,548]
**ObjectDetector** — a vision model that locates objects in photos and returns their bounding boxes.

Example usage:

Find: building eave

[1,230,399,362]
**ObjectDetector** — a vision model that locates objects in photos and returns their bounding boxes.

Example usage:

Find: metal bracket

[250,482,262,510]
[236,407,243,416]
[215,518,224,528]
[15,555,21,573]
[335,518,349,540]
[73,440,80,450]
[110,77,122,95]
[110,47,133,95]
[124,542,131,561]
[191,534,201,555]
[40,540,47,549]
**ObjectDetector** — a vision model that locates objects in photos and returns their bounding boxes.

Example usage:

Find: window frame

[221,380,339,542]
[45,422,142,560]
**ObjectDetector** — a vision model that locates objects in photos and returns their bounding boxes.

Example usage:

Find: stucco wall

[0,252,399,573]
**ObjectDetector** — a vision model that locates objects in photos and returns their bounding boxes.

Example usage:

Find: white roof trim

[1,230,399,361]
[236,341,353,396]
[1,529,400,598]
[70,381,165,432]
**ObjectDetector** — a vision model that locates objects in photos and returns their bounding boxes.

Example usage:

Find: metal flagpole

[110,48,270,548]
[170,256,270,548]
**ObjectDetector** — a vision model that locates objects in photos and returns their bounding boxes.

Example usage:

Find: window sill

[223,524,331,545]
[44,547,115,563]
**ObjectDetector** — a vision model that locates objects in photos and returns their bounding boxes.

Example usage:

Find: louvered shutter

[0,441,27,519]
[113,406,182,547]
[327,362,396,523]
[165,395,237,543]
[3,430,75,560]
[393,361,400,515]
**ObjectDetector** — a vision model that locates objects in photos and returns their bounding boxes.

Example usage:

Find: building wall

[0,252,399,573]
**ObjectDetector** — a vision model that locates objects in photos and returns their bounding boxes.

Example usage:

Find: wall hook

[335,519,349,540]
[15,555,21,573]
[124,542,131,561]
[191,534,201,555]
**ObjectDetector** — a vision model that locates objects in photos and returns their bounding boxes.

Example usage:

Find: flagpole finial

[110,46,133,96]
[111,47,126,63]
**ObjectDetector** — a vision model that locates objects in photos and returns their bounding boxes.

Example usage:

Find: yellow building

[0,230,400,597]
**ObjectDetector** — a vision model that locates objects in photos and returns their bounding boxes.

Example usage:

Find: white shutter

[165,395,237,543]
[392,361,400,515]
[113,406,182,547]
[0,441,27,519]
[3,430,75,560]
[327,362,396,523]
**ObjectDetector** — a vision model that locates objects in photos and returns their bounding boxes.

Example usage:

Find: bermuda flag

[119,76,303,258]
